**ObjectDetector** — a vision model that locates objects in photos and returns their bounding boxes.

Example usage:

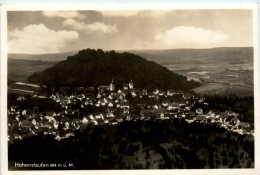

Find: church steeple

[129,79,134,89]
[110,79,115,91]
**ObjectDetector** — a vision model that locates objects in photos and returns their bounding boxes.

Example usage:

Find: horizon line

[8,46,254,55]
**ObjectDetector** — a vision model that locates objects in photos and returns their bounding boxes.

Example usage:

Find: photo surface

[5,8,256,170]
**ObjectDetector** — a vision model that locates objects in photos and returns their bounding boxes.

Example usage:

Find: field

[8,59,56,95]
[132,47,254,97]
[8,59,57,82]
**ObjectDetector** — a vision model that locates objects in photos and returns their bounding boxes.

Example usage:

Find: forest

[9,119,254,170]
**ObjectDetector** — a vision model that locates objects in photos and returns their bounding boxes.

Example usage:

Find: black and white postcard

[0,2,259,175]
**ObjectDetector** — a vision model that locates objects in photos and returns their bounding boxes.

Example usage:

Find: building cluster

[8,79,252,143]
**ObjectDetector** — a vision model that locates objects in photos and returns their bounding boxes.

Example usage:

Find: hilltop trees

[28,49,200,91]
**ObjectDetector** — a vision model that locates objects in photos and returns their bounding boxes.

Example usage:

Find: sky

[7,10,253,54]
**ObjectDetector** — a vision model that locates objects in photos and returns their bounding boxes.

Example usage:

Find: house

[129,79,134,89]
[114,94,124,101]
[176,90,183,94]
[96,118,104,125]
[19,120,34,128]
[53,121,59,129]
[123,108,129,114]
[64,121,70,130]
[71,119,81,125]
[10,105,19,112]
[219,111,232,123]
[85,86,95,92]
[185,104,192,111]
[159,113,165,120]
[238,122,250,129]
[153,89,159,95]
[215,121,223,127]
[195,115,206,122]
[46,111,56,117]
[58,111,66,116]
[130,91,137,98]
[79,123,88,130]
[162,100,169,107]
[154,108,168,115]
[168,102,179,110]
[196,108,203,115]
[206,110,217,118]
[65,108,73,115]
[22,110,27,116]
[82,117,89,124]
[154,104,159,109]
[120,102,130,109]
[117,118,123,123]
[108,95,114,100]
[117,89,127,95]
[13,134,21,140]
[148,93,155,98]
[230,117,240,126]
[95,114,104,120]
[130,88,141,97]
[45,116,56,123]
[98,85,110,92]
[183,93,192,99]
[97,93,102,99]
[126,115,131,121]
[142,89,148,96]
[99,99,107,106]
[198,98,204,103]
[167,89,175,96]
[31,119,37,126]
[140,109,154,116]
[184,112,194,120]
[25,114,32,120]
[226,110,236,116]
[123,84,129,90]
[186,111,196,118]
[108,102,114,107]
[110,118,118,125]
[178,101,186,108]
[38,121,52,129]
[107,112,115,118]
[158,90,165,96]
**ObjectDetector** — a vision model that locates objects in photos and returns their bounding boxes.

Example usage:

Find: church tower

[110,79,115,91]
[129,79,134,89]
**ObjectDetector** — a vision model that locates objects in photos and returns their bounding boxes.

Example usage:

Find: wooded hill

[28,49,200,91]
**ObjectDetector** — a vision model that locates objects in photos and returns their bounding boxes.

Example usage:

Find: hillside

[9,120,254,169]
[28,49,200,91]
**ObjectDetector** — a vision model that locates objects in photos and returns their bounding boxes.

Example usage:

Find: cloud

[42,11,85,19]
[100,10,140,17]
[155,26,230,48]
[8,24,79,54]
[100,10,169,17]
[63,19,117,33]
[139,10,171,17]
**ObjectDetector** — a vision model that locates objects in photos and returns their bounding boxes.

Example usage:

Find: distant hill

[127,47,253,64]
[27,49,200,91]
[8,52,76,62]
[9,47,253,63]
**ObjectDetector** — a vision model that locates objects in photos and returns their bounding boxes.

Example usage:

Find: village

[8,79,253,143]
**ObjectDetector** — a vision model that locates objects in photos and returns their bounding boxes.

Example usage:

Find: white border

[1,3,259,175]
